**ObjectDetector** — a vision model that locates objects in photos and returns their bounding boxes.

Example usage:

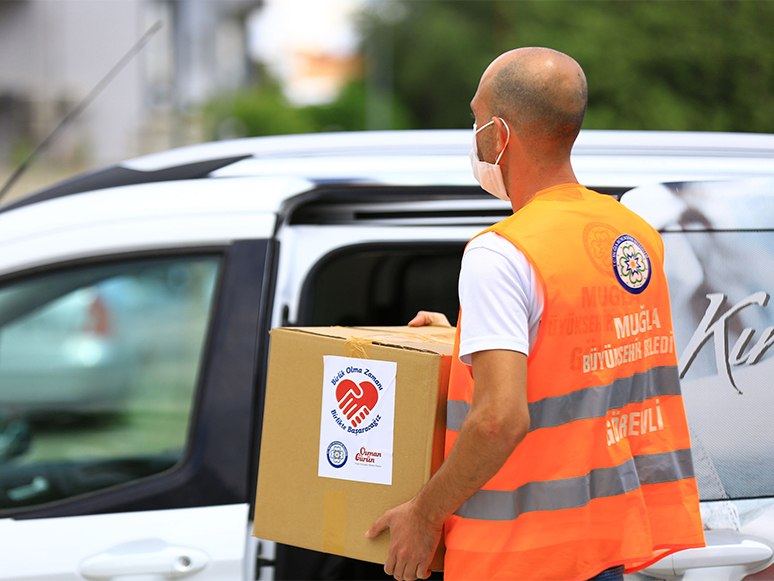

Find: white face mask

[469,118,510,201]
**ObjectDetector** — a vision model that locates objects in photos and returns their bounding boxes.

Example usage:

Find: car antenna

[0,20,163,204]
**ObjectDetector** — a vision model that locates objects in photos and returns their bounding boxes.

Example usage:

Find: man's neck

[508,165,579,212]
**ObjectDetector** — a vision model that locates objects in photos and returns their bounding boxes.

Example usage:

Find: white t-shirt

[458,232,544,365]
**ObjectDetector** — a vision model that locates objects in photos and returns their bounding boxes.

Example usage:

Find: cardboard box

[253,325,454,569]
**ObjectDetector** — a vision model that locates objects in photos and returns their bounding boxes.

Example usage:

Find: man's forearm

[414,349,530,524]
[366,350,530,581]
[412,398,529,526]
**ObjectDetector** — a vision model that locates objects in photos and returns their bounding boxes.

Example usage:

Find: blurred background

[1,0,773,204]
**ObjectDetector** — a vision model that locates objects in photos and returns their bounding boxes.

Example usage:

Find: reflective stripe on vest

[447,365,681,433]
[454,448,694,521]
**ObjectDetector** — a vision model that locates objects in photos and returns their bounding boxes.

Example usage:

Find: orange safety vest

[444,183,705,581]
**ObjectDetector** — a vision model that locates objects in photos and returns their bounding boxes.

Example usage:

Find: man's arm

[366,349,530,581]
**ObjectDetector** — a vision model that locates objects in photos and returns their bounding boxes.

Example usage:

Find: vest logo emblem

[326,441,348,468]
[612,234,651,294]
[583,222,621,274]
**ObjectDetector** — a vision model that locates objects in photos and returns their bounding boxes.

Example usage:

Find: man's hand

[407,311,452,328]
[365,497,442,581]
[366,349,528,581]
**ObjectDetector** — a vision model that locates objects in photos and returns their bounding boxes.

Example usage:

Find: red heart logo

[336,379,379,427]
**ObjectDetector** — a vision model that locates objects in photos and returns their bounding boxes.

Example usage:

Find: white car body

[1,129,774,580]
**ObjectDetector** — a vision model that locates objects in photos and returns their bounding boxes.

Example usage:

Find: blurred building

[248,0,363,106]
[0,0,261,195]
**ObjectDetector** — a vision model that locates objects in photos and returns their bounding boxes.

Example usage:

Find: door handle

[643,530,774,581]
[80,538,208,580]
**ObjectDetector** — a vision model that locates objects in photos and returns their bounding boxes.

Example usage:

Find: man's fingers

[389,548,427,581]
[392,558,407,581]
[383,550,396,577]
[407,310,451,327]
[365,514,388,539]
[366,498,438,581]
[407,311,430,327]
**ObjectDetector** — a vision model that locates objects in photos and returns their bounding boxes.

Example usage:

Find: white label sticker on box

[318,355,397,485]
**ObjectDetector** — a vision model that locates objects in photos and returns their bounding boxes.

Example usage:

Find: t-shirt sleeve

[458,232,542,365]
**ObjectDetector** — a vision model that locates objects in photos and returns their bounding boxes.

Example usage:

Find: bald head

[477,48,588,157]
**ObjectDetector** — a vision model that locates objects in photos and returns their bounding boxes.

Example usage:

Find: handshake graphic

[336,379,379,427]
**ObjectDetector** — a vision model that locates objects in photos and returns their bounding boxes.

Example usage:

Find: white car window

[0,256,220,511]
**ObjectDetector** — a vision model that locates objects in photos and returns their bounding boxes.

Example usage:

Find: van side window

[0,256,220,511]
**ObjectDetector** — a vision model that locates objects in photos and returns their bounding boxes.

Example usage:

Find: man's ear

[493,117,511,154]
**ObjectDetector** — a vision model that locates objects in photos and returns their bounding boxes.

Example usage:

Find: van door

[271,189,509,330]
[265,188,507,579]
[0,240,271,580]
[623,179,774,580]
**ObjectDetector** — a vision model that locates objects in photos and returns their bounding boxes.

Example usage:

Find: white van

[1,129,774,580]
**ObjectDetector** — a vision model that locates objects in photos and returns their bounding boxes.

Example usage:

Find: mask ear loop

[494,118,510,165]
[474,119,494,134]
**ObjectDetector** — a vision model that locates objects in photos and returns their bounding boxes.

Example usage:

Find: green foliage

[203,76,415,139]
[9,139,34,167]
[361,0,774,133]
[203,79,313,139]
[206,1,774,137]
[360,2,497,129]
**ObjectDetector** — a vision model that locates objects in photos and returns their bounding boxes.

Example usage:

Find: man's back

[444,183,704,580]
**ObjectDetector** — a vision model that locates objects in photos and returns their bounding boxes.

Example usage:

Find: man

[366,47,705,581]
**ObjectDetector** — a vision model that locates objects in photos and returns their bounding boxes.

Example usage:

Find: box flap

[279,325,455,356]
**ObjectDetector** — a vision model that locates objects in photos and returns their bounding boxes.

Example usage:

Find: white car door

[0,505,248,580]
[0,240,271,581]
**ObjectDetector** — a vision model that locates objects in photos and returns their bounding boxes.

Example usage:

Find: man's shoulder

[466,231,528,261]
[466,231,505,250]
